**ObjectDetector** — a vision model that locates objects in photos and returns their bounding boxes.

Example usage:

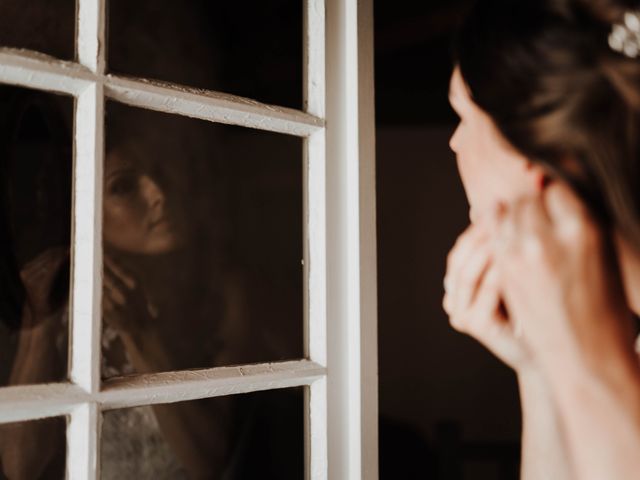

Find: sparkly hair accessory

[609,11,640,58]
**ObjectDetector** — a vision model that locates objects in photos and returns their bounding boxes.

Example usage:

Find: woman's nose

[449,126,460,153]
[139,175,165,209]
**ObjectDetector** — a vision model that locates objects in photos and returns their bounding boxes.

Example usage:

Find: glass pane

[0,416,68,479]
[0,0,76,60]
[107,0,302,109]
[101,388,304,479]
[0,85,73,386]
[101,102,303,379]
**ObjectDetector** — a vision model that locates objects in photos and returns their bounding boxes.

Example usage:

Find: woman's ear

[524,161,548,193]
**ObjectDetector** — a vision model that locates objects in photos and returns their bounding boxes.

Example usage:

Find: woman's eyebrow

[106,166,135,180]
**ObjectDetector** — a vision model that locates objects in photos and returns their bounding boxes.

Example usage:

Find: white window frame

[0,0,377,478]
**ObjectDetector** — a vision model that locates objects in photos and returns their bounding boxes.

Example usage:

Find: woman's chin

[145,234,181,255]
[103,226,184,256]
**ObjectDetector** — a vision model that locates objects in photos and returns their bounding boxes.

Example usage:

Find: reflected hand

[19,247,70,322]
[103,255,156,337]
[443,215,533,372]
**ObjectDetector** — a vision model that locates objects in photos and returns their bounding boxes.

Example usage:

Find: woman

[0,88,241,479]
[443,0,640,478]
[0,89,303,480]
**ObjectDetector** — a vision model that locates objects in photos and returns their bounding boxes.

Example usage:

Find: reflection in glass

[0,86,72,477]
[0,86,73,389]
[101,388,303,479]
[108,0,302,108]
[0,416,67,479]
[0,0,76,60]
[101,102,303,379]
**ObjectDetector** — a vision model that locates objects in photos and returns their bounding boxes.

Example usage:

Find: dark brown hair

[453,0,640,250]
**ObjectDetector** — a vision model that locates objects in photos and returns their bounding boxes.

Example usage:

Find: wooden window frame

[0,0,377,478]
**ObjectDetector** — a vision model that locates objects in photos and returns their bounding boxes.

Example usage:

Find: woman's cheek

[456,155,488,213]
[103,199,145,245]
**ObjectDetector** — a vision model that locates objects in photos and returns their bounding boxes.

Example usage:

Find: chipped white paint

[77,0,106,73]
[0,49,323,138]
[100,360,326,410]
[67,402,99,480]
[70,83,104,395]
[303,131,328,480]
[326,0,378,479]
[0,49,93,95]
[304,2,328,478]
[0,384,85,423]
[308,377,328,479]
[106,76,324,137]
[304,130,327,369]
[305,0,326,118]
[0,361,325,424]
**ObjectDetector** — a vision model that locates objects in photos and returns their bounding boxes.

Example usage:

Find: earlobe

[524,161,548,192]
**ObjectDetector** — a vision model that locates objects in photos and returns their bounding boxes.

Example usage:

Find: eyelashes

[107,173,138,197]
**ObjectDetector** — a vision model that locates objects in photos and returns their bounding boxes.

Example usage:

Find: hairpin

[609,11,640,58]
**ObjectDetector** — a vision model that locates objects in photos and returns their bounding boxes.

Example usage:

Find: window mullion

[67,403,100,480]
[69,0,106,477]
[77,0,106,74]
[325,0,378,478]
[304,0,328,478]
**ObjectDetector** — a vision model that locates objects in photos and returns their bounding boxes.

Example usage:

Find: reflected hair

[0,87,73,329]
[453,0,640,250]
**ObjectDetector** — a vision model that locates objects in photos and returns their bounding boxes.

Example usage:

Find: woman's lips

[148,217,171,232]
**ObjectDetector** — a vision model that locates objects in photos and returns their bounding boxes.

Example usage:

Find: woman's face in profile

[103,149,179,255]
[448,66,542,222]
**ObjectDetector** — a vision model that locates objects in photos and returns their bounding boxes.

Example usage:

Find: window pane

[101,102,303,379]
[107,0,302,109]
[0,416,68,479]
[0,85,73,387]
[101,388,304,479]
[0,0,76,60]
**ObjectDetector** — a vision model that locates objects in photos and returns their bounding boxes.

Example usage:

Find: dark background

[376,2,522,478]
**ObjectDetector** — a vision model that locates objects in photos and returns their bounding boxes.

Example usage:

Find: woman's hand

[19,247,69,323]
[491,181,637,381]
[102,255,156,339]
[443,214,533,372]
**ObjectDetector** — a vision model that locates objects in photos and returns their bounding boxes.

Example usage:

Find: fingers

[544,180,588,225]
[103,294,115,313]
[102,254,138,307]
[445,222,490,295]
[461,266,502,335]
[444,220,495,325]
[104,255,136,290]
[103,270,127,307]
[20,247,70,281]
[473,266,500,318]
[543,181,598,247]
[103,257,136,308]
[451,241,493,318]
[490,192,556,272]
[448,255,502,335]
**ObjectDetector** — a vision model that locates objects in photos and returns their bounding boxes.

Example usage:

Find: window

[0,0,376,477]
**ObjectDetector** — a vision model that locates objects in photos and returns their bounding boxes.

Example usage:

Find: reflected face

[448,66,542,222]
[103,150,179,255]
